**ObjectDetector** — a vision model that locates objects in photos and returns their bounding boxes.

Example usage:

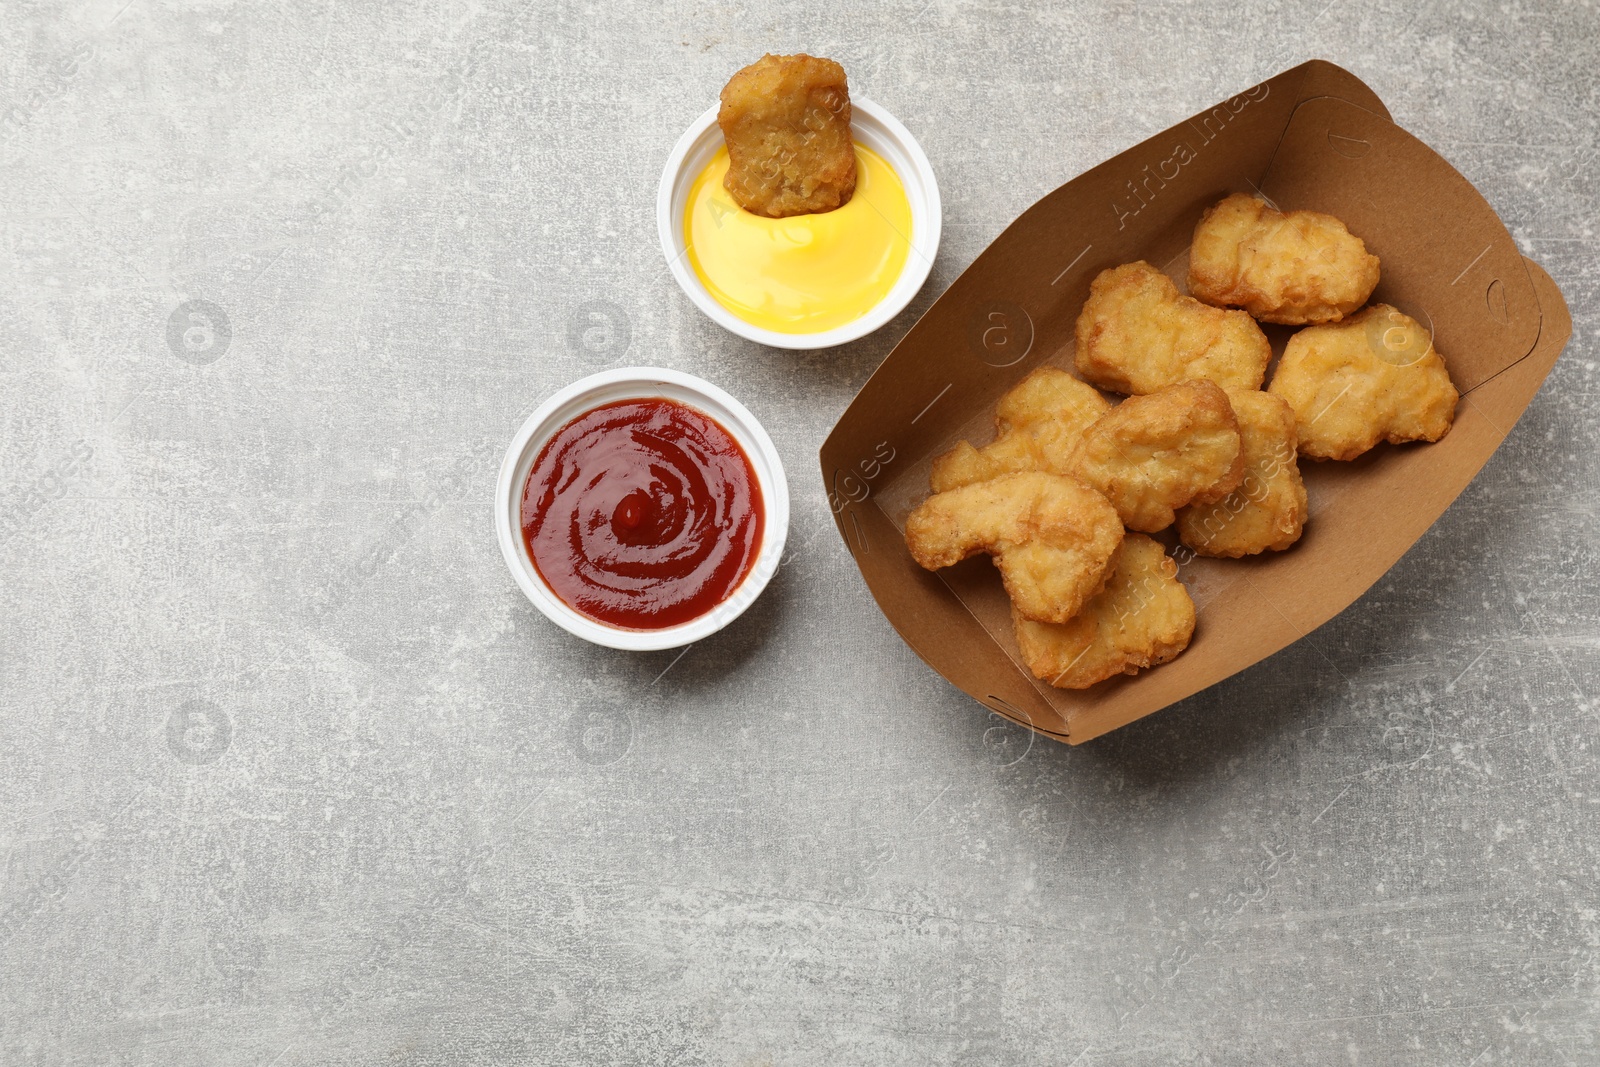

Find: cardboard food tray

[819,59,1572,745]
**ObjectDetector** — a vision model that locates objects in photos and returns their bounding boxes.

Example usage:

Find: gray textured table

[3,1,1597,1063]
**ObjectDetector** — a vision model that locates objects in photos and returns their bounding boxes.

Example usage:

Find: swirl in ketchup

[520,398,764,630]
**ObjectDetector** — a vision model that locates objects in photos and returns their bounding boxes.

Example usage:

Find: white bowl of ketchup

[497,368,789,651]
[657,94,942,351]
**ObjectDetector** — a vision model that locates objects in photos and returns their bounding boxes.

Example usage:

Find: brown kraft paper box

[819,59,1572,744]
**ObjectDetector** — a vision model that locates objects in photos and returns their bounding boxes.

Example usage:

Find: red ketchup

[521,398,764,630]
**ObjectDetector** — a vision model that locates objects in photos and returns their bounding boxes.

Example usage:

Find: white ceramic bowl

[657,95,942,351]
[497,368,790,651]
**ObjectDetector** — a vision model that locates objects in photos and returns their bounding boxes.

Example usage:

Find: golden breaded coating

[1268,304,1459,461]
[1176,391,1308,556]
[1013,534,1195,689]
[930,437,1033,495]
[1068,380,1244,533]
[1074,261,1271,395]
[717,54,857,218]
[929,368,1111,492]
[904,471,1124,625]
[1188,193,1380,325]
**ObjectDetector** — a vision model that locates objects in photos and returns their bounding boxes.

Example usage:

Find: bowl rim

[496,367,790,651]
[656,94,942,351]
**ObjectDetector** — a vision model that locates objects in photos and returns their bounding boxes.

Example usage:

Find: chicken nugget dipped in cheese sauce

[687,54,913,335]
[718,53,856,218]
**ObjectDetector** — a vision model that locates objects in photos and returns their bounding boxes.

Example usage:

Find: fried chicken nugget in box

[930,368,1111,492]
[1074,262,1271,395]
[718,54,857,219]
[1069,380,1244,533]
[1268,304,1459,461]
[1013,534,1195,689]
[1176,391,1308,557]
[904,472,1123,625]
[1188,193,1380,325]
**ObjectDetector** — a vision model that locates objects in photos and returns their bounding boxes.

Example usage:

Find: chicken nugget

[1189,193,1380,325]
[904,471,1123,625]
[718,54,857,219]
[1074,261,1271,395]
[1013,534,1195,689]
[930,368,1111,492]
[1268,304,1458,461]
[1068,380,1244,533]
[1176,391,1307,556]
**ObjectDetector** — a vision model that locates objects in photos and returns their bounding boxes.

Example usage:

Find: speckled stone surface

[2,1,1597,1063]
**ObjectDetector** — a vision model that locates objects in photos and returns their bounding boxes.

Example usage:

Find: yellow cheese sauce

[684,146,914,335]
